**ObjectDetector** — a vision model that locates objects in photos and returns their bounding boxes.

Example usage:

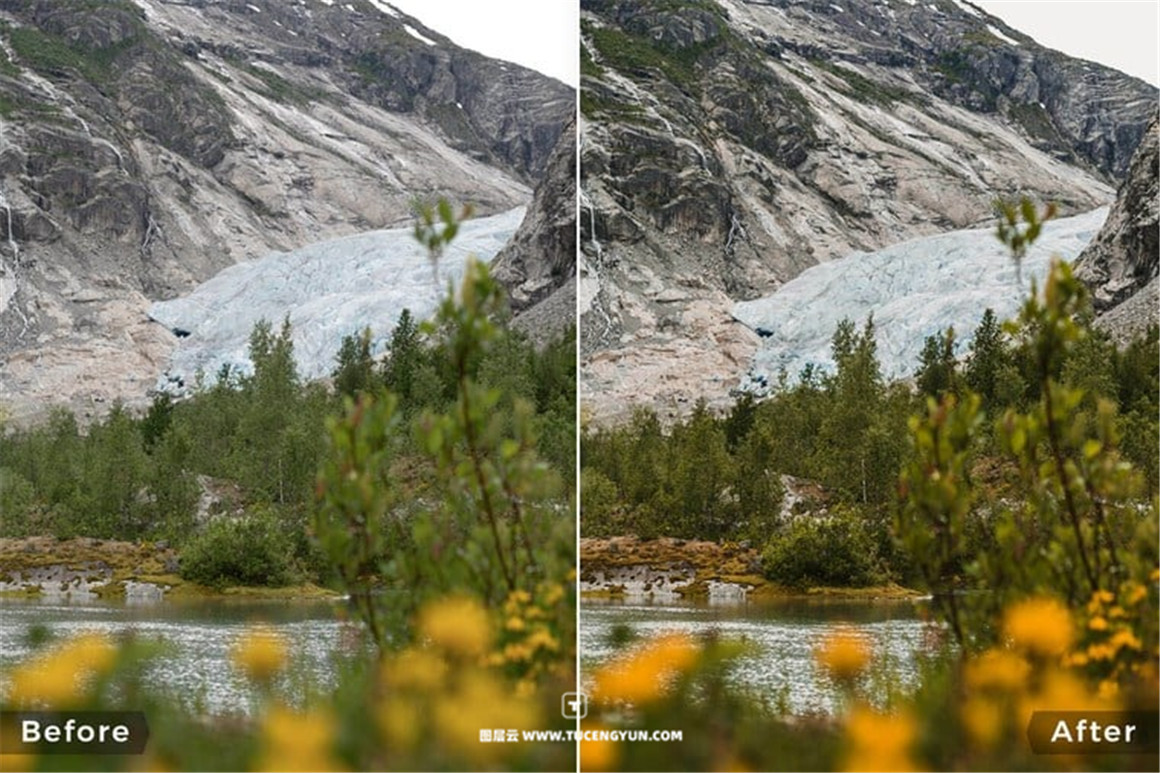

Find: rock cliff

[0,0,572,422]
[493,115,578,346]
[1076,114,1159,344]
[579,0,1156,422]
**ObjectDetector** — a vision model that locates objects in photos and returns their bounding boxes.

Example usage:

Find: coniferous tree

[333,327,378,397]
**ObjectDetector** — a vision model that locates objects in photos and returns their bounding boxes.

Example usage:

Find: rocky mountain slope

[1076,114,1159,345]
[493,116,578,347]
[578,0,1157,422]
[0,0,572,422]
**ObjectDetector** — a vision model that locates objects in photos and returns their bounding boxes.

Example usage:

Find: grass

[7,26,139,87]
[811,58,922,107]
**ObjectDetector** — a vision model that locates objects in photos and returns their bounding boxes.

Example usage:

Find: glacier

[732,207,1108,390]
[149,206,525,392]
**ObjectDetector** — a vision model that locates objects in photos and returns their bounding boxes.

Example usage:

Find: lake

[0,596,355,715]
[581,596,939,714]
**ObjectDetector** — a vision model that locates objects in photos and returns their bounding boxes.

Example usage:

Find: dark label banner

[0,711,149,755]
[1027,711,1159,755]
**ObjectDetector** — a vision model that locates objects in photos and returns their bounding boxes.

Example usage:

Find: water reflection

[0,597,356,715]
[581,596,938,714]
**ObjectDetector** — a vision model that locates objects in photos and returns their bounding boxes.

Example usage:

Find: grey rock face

[492,115,577,336]
[579,0,1155,423]
[0,0,571,422]
[1076,114,1159,329]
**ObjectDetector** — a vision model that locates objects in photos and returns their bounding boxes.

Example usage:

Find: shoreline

[580,536,919,602]
[0,536,339,602]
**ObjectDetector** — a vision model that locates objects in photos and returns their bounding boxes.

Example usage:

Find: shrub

[179,509,292,588]
[761,508,881,588]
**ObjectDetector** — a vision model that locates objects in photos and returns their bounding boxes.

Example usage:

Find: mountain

[0,0,572,422]
[1075,114,1159,345]
[492,115,578,347]
[578,0,1157,422]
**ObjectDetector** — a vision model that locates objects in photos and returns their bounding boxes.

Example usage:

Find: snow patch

[150,207,526,390]
[403,24,437,46]
[732,208,1108,388]
[830,4,844,12]
[987,24,1020,46]
[951,0,981,16]
[366,0,399,17]
[246,3,260,12]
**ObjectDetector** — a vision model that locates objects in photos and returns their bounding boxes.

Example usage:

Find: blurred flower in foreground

[580,721,618,772]
[815,629,871,682]
[418,595,492,657]
[843,705,919,772]
[232,626,288,683]
[258,705,342,772]
[1004,597,1073,656]
[964,649,1029,692]
[590,633,698,705]
[6,632,115,707]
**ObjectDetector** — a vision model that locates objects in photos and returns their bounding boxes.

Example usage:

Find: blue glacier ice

[149,206,525,391]
[732,207,1107,390]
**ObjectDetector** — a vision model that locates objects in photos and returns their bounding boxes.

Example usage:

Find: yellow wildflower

[961,696,1002,748]
[381,647,447,692]
[843,706,919,772]
[258,705,342,772]
[0,719,36,772]
[1064,651,1089,667]
[1018,669,1111,733]
[1108,629,1142,651]
[7,632,116,707]
[515,678,536,699]
[1149,568,1159,583]
[1107,605,1127,619]
[590,633,698,705]
[1004,597,1073,656]
[542,582,565,606]
[1126,583,1147,606]
[525,627,559,653]
[1087,643,1116,662]
[580,722,618,772]
[376,698,420,751]
[433,670,537,759]
[232,627,287,683]
[964,649,1030,692]
[816,629,870,681]
[418,595,492,657]
[505,616,527,633]
[1097,680,1120,701]
[1088,616,1109,632]
[503,642,533,662]
[0,752,36,773]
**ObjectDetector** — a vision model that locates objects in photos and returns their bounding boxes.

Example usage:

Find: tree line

[582,301,1158,589]
[0,312,575,587]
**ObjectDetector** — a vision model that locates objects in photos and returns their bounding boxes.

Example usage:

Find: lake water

[3,595,939,717]
[581,596,938,714]
[0,597,355,715]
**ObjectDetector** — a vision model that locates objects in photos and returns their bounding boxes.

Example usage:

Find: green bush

[761,508,881,588]
[179,510,292,588]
